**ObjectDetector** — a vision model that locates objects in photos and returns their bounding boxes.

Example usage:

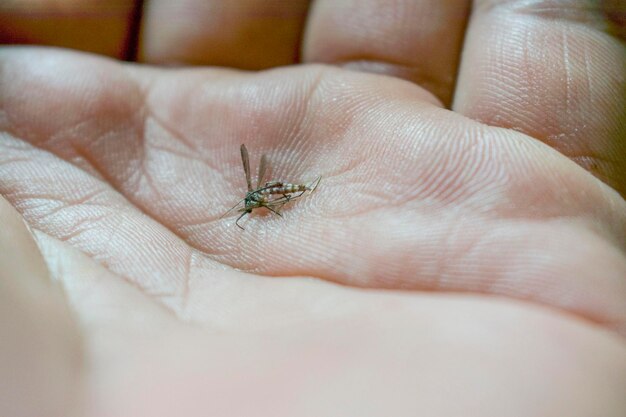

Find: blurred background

[0,1,141,59]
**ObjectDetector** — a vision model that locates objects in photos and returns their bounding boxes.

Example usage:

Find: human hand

[1,1,625,416]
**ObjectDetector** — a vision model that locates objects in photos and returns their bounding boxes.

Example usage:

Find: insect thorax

[246,191,267,206]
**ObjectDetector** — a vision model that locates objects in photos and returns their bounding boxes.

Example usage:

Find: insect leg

[308,176,322,193]
[266,195,294,205]
[264,204,283,217]
[288,190,306,200]
[220,197,246,219]
[235,211,249,230]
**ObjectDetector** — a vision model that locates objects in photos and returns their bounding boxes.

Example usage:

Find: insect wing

[240,144,253,191]
[257,154,268,189]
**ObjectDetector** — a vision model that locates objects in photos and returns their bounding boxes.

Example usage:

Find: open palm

[1,1,626,416]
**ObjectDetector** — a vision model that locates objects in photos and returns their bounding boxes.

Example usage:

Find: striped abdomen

[259,182,308,196]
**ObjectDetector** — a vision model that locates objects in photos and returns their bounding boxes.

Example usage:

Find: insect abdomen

[260,183,307,195]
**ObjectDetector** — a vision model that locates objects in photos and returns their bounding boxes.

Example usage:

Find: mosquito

[221,144,321,229]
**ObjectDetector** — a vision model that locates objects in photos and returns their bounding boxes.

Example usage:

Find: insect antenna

[219,197,246,219]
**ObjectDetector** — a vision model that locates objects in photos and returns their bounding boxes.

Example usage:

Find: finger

[26,230,626,417]
[27,233,626,416]
[453,0,626,195]
[0,196,82,417]
[139,0,310,68]
[0,0,138,59]
[302,0,471,106]
[71,290,626,417]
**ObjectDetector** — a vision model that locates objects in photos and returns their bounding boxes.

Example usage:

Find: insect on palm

[221,144,320,229]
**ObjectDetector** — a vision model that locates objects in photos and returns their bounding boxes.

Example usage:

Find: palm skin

[2,0,626,411]
[1,46,625,416]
